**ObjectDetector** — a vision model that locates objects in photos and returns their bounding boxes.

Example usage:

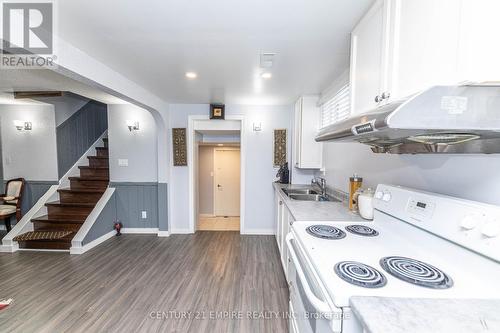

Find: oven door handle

[286,233,332,315]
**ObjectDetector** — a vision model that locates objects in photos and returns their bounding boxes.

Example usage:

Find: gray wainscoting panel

[0,180,57,228]
[82,192,117,246]
[158,182,168,231]
[56,100,108,178]
[110,182,159,229]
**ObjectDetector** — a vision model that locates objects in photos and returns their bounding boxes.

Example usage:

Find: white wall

[108,104,158,182]
[169,104,293,234]
[321,142,500,206]
[0,104,58,181]
[198,146,215,215]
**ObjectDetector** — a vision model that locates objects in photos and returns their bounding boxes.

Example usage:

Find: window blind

[320,84,351,129]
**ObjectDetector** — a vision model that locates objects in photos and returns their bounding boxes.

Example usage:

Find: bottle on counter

[349,174,363,211]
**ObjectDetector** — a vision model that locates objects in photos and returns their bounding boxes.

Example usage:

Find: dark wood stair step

[58,188,105,204]
[78,166,109,178]
[69,176,108,189]
[45,201,95,219]
[88,156,109,167]
[32,215,85,230]
[96,147,108,157]
[16,232,74,250]
[103,138,108,148]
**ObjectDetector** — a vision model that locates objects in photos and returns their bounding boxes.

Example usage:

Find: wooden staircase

[14,138,109,250]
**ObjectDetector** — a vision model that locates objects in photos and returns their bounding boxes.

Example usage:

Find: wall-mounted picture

[210,104,225,119]
[273,129,287,167]
[172,128,187,166]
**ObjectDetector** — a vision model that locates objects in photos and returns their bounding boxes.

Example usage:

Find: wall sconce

[14,120,32,131]
[253,122,262,132]
[126,120,140,132]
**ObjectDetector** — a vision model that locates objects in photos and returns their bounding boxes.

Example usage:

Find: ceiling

[57,0,373,105]
[0,69,127,104]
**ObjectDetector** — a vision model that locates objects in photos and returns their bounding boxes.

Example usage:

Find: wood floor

[0,232,289,333]
[197,216,240,231]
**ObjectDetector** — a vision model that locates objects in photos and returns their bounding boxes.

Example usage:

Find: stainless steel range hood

[315,85,500,154]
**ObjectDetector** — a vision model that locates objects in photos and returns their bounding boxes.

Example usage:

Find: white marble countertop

[273,183,364,222]
[350,296,500,333]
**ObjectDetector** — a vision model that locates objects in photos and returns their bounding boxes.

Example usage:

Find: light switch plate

[118,159,129,167]
[141,211,147,219]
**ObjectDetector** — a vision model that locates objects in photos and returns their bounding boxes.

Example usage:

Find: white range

[287,184,500,333]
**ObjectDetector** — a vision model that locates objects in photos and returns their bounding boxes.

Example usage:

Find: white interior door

[214,149,240,216]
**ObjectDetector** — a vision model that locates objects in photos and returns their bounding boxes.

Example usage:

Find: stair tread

[78,166,109,169]
[32,215,85,223]
[96,147,108,150]
[46,201,95,207]
[88,156,109,159]
[14,230,74,242]
[68,176,109,181]
[58,188,106,193]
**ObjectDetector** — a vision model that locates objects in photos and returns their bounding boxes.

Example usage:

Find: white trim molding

[121,228,159,234]
[70,230,115,255]
[187,115,246,235]
[241,229,276,235]
[157,230,170,237]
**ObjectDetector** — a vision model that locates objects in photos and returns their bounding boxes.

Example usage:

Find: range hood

[315,85,500,154]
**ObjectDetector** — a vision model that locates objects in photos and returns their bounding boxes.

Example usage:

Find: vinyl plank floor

[0,232,289,333]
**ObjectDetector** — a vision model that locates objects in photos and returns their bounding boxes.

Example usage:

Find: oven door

[286,233,343,333]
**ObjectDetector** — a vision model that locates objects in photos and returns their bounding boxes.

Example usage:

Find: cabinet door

[293,98,302,168]
[293,96,322,169]
[275,192,284,252]
[387,0,462,101]
[281,212,294,279]
[350,0,390,115]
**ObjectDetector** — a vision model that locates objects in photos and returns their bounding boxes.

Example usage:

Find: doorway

[188,116,245,234]
[197,143,241,231]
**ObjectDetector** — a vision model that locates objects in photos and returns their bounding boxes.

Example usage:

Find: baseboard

[241,228,275,235]
[70,230,115,255]
[170,228,193,234]
[199,214,215,218]
[0,243,19,253]
[157,230,170,237]
[121,228,159,234]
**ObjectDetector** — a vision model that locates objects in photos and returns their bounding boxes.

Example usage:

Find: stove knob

[375,191,383,200]
[481,222,500,238]
[382,192,392,202]
[460,215,479,230]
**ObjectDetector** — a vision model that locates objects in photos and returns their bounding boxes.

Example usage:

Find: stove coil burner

[380,256,453,289]
[334,261,387,288]
[306,225,346,240]
[345,225,379,237]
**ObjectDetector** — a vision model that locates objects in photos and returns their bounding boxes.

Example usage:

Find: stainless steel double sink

[282,188,339,202]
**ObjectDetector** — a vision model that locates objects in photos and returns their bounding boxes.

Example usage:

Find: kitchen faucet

[311,177,327,196]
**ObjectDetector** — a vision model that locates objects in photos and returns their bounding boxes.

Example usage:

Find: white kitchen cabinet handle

[285,234,332,315]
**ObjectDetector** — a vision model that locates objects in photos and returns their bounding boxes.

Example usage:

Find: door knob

[217,184,222,188]
[381,92,391,100]
[374,95,381,103]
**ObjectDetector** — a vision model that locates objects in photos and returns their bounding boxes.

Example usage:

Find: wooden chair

[0,178,25,233]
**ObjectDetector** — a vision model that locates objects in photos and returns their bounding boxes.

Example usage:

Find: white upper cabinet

[350,0,500,115]
[293,95,322,169]
[350,0,390,115]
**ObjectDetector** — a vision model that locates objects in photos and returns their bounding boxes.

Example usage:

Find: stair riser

[80,168,109,178]
[17,240,71,250]
[103,140,108,148]
[59,192,103,204]
[47,206,92,219]
[96,148,108,157]
[70,179,108,190]
[88,158,109,168]
[34,222,82,231]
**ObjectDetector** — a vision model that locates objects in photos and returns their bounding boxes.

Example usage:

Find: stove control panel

[374,184,500,262]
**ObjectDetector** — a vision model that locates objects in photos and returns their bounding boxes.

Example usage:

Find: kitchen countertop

[350,296,500,333]
[273,183,364,222]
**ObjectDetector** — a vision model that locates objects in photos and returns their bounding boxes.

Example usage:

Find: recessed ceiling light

[185,72,197,79]
[261,72,272,79]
